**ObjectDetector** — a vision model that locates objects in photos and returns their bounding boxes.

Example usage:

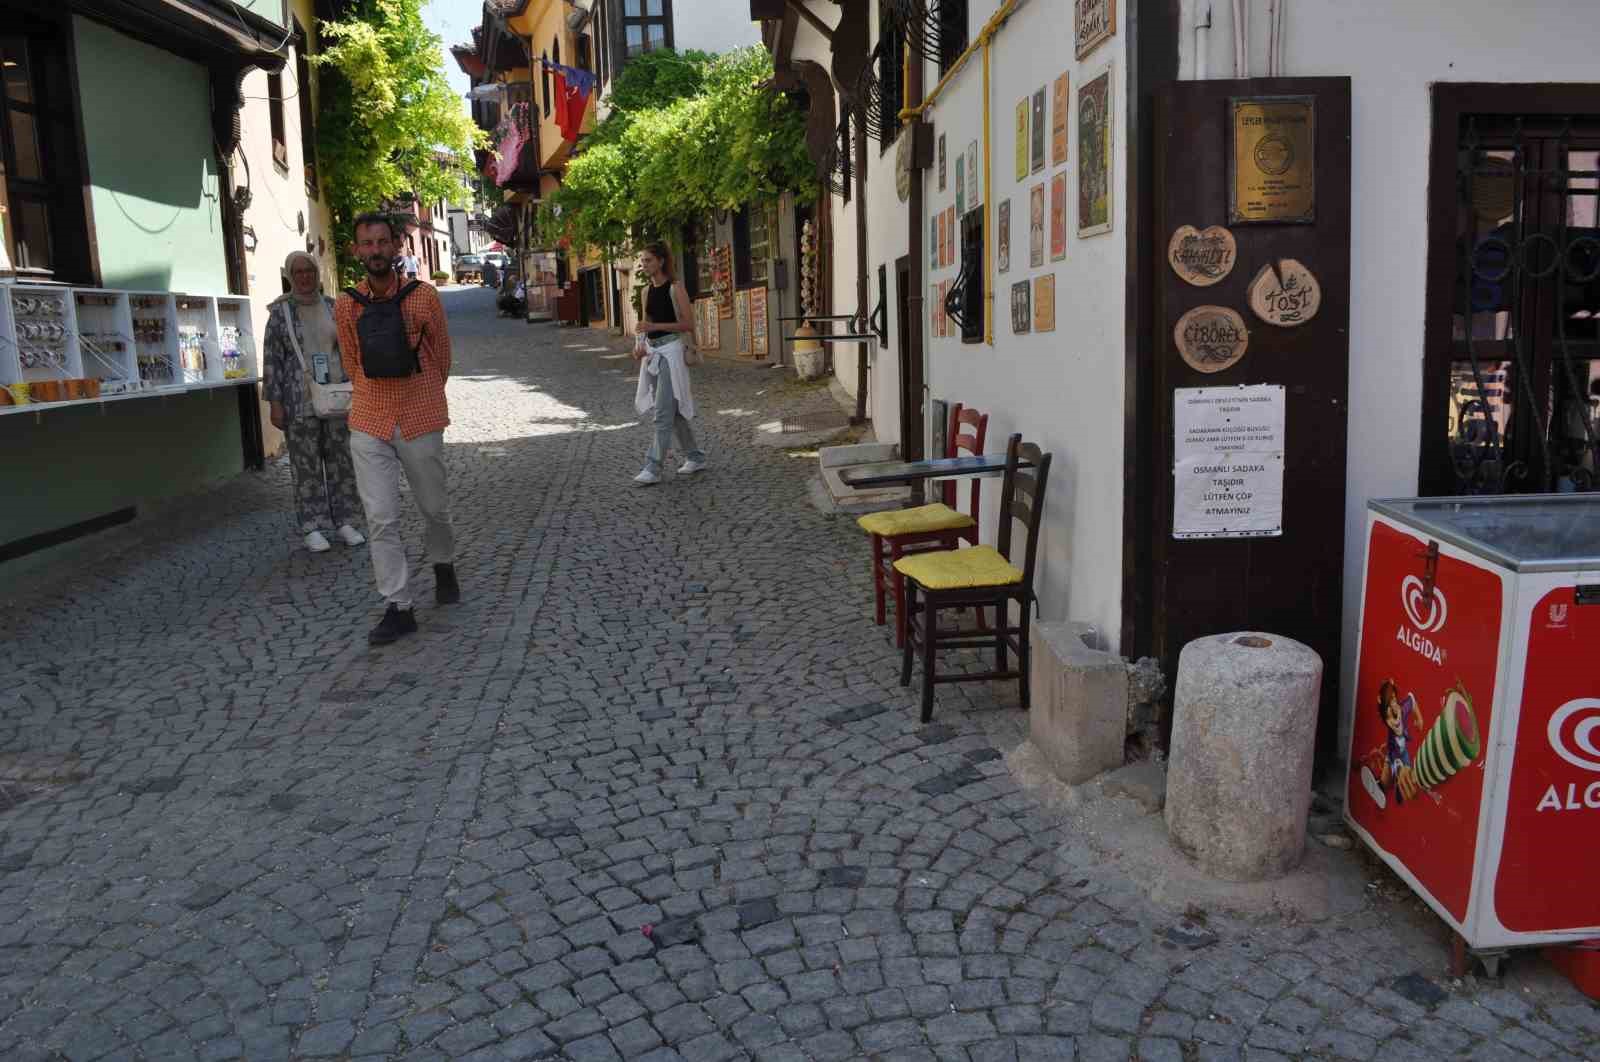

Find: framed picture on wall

[1033,274,1057,332]
[1052,73,1070,166]
[1031,87,1046,173]
[955,152,966,216]
[1030,183,1045,268]
[1012,280,1031,334]
[938,133,947,192]
[1075,0,1117,60]
[1077,65,1114,237]
[931,215,939,271]
[998,198,1011,274]
[966,141,980,214]
[1015,99,1029,181]
[946,207,956,267]
[1050,173,1067,260]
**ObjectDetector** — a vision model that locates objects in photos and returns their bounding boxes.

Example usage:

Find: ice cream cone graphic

[1413,682,1482,792]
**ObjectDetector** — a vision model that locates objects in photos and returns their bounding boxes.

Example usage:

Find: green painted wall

[232,0,287,26]
[0,391,243,550]
[73,16,228,294]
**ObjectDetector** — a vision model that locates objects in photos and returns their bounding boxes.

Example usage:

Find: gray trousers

[644,359,705,474]
[285,415,361,534]
[350,427,454,608]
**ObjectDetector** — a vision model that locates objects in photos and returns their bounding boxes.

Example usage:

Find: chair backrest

[941,404,989,537]
[994,433,1053,594]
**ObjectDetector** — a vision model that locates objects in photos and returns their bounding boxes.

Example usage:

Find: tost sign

[1229,96,1316,224]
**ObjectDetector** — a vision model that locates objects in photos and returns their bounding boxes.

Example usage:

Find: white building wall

[1186,0,1600,749]
[673,0,762,54]
[917,0,1128,645]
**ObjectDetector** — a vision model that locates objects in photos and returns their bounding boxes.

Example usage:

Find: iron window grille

[889,0,968,75]
[1434,114,1600,495]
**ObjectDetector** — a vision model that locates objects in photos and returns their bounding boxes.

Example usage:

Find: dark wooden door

[894,255,923,460]
[1151,77,1352,766]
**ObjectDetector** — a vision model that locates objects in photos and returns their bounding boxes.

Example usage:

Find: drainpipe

[852,107,869,426]
[905,41,925,471]
[1194,2,1211,80]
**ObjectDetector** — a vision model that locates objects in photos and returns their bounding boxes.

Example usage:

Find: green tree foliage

[538,47,813,259]
[313,0,485,279]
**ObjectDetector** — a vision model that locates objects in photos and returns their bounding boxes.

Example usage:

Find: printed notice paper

[1172,384,1285,539]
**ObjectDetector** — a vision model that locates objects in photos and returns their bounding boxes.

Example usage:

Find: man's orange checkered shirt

[336,278,452,441]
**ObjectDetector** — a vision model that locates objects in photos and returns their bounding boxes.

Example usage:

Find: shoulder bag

[284,302,353,418]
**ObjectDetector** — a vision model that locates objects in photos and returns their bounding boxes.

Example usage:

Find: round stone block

[1164,631,1323,881]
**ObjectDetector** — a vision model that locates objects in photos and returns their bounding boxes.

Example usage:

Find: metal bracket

[1419,540,1441,607]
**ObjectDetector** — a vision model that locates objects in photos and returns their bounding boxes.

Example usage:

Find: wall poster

[966,141,980,214]
[713,245,735,319]
[1015,99,1029,181]
[1011,280,1031,334]
[734,288,751,354]
[748,286,769,357]
[1075,0,1117,59]
[1077,66,1114,237]
[1033,274,1056,332]
[930,215,939,271]
[998,198,1012,273]
[1030,88,1046,173]
[1172,384,1285,539]
[1229,95,1316,224]
[938,133,947,192]
[1029,183,1045,267]
[1049,173,1067,260]
[945,207,956,267]
[955,152,966,216]
[1051,73,1071,167]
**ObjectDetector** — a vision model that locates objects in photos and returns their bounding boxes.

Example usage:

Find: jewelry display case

[1,284,259,414]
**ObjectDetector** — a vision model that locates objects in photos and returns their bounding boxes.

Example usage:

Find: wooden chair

[857,404,989,647]
[895,434,1052,722]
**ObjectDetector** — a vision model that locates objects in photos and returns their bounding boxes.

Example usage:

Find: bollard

[1165,632,1323,881]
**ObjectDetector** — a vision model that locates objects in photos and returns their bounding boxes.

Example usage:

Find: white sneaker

[677,458,707,475]
[336,524,367,547]
[633,469,661,486]
[304,530,332,553]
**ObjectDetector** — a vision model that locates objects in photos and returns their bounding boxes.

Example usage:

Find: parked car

[483,251,510,271]
[454,254,484,285]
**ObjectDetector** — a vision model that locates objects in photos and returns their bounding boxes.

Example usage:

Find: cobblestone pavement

[2,286,1596,1062]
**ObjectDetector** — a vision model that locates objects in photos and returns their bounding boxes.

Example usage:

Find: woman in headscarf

[262,250,366,552]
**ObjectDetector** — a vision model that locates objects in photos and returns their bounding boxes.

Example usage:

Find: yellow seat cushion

[893,545,1022,590]
[857,503,975,538]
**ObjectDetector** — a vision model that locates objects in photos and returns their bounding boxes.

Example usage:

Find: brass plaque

[1229,96,1315,224]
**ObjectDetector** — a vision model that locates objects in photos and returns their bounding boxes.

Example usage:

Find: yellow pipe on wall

[899,0,1022,348]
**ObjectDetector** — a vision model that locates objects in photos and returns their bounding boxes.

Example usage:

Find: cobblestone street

[1,287,1596,1062]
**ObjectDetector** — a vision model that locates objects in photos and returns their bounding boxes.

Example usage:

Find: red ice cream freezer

[1346,494,1600,958]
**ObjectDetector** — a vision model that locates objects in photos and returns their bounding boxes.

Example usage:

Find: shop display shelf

[1,283,83,390]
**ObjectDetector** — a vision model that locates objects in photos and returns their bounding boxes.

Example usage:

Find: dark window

[577,32,593,72]
[623,0,672,59]
[294,19,318,199]
[1422,95,1600,496]
[732,204,771,289]
[938,1,969,75]
[267,69,287,169]
[541,51,551,117]
[694,213,715,298]
[732,205,752,287]
[0,20,91,281]
[873,1,903,150]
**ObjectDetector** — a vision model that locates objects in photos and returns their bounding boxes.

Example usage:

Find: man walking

[337,212,460,645]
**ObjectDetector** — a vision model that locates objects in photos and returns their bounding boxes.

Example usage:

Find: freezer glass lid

[1372,494,1600,570]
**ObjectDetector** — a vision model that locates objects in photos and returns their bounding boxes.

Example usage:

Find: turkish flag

[551,69,589,143]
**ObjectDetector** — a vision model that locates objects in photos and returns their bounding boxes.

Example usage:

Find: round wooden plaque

[1247,258,1322,327]
[1174,305,1250,374]
[1167,225,1237,287]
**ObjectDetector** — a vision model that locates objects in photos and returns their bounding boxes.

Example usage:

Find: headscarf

[284,251,322,306]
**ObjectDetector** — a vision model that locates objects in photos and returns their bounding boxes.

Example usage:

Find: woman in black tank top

[632,242,707,485]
